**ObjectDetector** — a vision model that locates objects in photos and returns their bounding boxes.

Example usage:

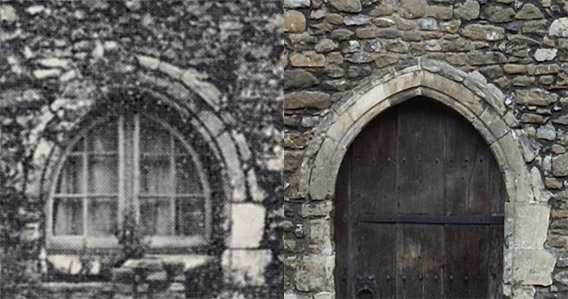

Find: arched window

[47,113,211,250]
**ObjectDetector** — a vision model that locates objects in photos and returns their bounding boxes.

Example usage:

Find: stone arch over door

[296,59,555,297]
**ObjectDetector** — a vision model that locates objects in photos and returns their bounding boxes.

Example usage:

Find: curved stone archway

[27,56,272,291]
[296,59,555,297]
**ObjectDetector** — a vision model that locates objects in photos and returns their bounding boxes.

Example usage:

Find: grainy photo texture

[0,1,283,298]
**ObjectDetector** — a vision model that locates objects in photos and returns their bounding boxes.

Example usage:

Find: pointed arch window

[48,113,211,250]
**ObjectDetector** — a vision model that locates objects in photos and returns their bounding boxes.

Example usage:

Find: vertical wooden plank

[444,112,478,216]
[397,98,445,215]
[488,225,504,297]
[465,226,489,298]
[355,224,396,298]
[397,224,443,298]
[445,225,467,298]
[488,154,506,215]
[446,225,490,298]
[334,149,350,299]
[350,106,397,215]
[467,142,491,215]
[348,106,398,298]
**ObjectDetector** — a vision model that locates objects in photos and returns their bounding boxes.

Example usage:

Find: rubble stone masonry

[284,0,568,298]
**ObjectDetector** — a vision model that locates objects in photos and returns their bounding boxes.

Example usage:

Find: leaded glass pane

[88,121,118,152]
[176,156,202,194]
[71,138,84,152]
[56,156,84,194]
[88,155,118,194]
[87,198,117,236]
[175,197,204,236]
[140,199,172,235]
[53,198,83,235]
[140,122,170,154]
[140,156,172,194]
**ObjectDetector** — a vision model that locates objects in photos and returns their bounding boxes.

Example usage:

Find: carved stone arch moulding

[297,59,554,297]
[29,56,270,287]
[32,55,266,205]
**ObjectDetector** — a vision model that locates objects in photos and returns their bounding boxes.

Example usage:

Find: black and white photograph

[1,1,282,298]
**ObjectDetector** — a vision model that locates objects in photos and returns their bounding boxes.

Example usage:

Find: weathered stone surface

[290,52,326,67]
[284,0,311,8]
[516,88,558,106]
[454,0,480,21]
[285,91,331,110]
[484,5,515,23]
[222,250,272,286]
[369,0,395,16]
[325,64,345,78]
[37,58,70,69]
[385,41,409,53]
[545,177,563,189]
[375,54,399,68]
[522,20,548,35]
[112,268,135,284]
[504,64,527,74]
[549,18,568,37]
[33,69,62,79]
[301,202,333,218]
[285,132,310,149]
[512,76,535,87]
[537,124,557,141]
[553,154,568,177]
[426,6,452,20]
[229,203,265,248]
[285,11,306,33]
[461,24,505,41]
[521,113,544,124]
[330,28,354,40]
[329,0,362,13]
[309,219,331,254]
[467,51,507,65]
[398,0,427,19]
[512,249,556,286]
[554,271,568,286]
[0,5,18,23]
[325,13,343,25]
[285,69,320,89]
[531,64,560,75]
[146,271,168,282]
[516,3,544,20]
[440,20,461,33]
[534,48,557,62]
[345,52,374,64]
[356,26,378,39]
[418,18,439,31]
[343,15,370,26]
[294,255,333,292]
[315,39,338,53]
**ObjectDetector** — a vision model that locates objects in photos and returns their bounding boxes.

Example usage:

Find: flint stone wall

[284,0,568,298]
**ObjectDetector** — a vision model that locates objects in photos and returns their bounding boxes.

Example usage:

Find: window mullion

[82,134,88,238]
[133,114,141,223]
[170,133,176,236]
[118,116,125,227]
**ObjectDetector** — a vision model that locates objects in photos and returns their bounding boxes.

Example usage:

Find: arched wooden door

[334,97,505,298]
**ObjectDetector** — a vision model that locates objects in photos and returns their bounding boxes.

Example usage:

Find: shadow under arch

[296,59,555,296]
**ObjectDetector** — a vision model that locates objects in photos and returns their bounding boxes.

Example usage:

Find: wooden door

[334,97,505,299]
